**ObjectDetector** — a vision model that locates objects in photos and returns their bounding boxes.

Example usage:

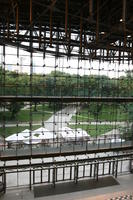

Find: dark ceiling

[0,0,132,62]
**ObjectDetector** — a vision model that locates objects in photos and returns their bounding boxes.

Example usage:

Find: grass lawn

[72,105,128,122]
[17,110,52,122]
[0,104,53,123]
[69,124,116,137]
[0,125,41,137]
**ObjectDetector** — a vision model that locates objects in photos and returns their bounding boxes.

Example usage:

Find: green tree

[6,102,24,119]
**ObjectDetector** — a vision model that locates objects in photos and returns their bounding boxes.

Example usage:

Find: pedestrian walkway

[1,140,132,160]
[1,174,133,200]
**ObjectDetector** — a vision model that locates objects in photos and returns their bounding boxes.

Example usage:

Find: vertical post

[109,161,111,174]
[94,161,97,179]
[70,166,72,180]
[86,139,88,151]
[132,38,133,65]
[16,6,19,34]
[83,164,85,177]
[115,160,118,178]
[43,26,46,59]
[29,160,32,190]
[122,0,126,22]
[29,0,33,156]
[119,40,121,65]
[63,166,65,181]
[96,0,99,42]
[53,165,56,187]
[103,49,105,62]
[56,26,59,57]
[55,166,57,182]
[104,135,106,145]
[48,168,50,183]
[74,163,78,184]
[7,16,9,39]
[30,0,32,24]
[33,169,35,184]
[3,171,6,193]
[112,159,115,176]
[50,2,53,47]
[39,23,42,49]
[41,168,43,183]
[98,138,100,149]
[128,41,130,65]
[29,169,32,190]
[1,18,5,150]
[80,11,83,54]
[122,0,126,52]
[107,45,109,61]
[102,162,104,175]
[83,30,86,57]
[90,163,92,177]
[120,159,123,173]
[96,162,99,181]
[68,17,71,56]
[65,0,68,37]
[60,141,61,153]
[89,0,93,20]
[77,164,79,183]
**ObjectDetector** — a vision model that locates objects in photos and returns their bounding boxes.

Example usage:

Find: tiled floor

[86,192,133,200]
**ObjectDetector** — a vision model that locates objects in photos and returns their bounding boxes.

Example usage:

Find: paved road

[0,122,42,128]
[69,122,126,125]
[0,121,127,128]
[45,105,77,131]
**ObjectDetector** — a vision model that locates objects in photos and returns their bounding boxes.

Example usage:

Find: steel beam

[0,145,133,161]
[1,152,133,170]
[1,96,133,103]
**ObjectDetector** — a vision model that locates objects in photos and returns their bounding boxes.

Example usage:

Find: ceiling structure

[0,0,132,62]
[0,2,133,193]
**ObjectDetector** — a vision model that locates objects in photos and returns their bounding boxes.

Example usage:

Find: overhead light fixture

[120,19,123,22]
[111,43,115,46]
[100,32,105,34]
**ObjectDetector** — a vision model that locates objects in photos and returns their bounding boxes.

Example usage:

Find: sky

[0,45,132,78]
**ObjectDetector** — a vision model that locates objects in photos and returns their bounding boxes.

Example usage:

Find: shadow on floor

[34,176,119,198]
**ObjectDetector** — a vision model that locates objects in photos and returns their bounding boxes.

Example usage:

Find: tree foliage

[0,66,133,120]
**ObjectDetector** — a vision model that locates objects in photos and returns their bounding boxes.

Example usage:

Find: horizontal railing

[1,96,133,102]
[0,137,133,160]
